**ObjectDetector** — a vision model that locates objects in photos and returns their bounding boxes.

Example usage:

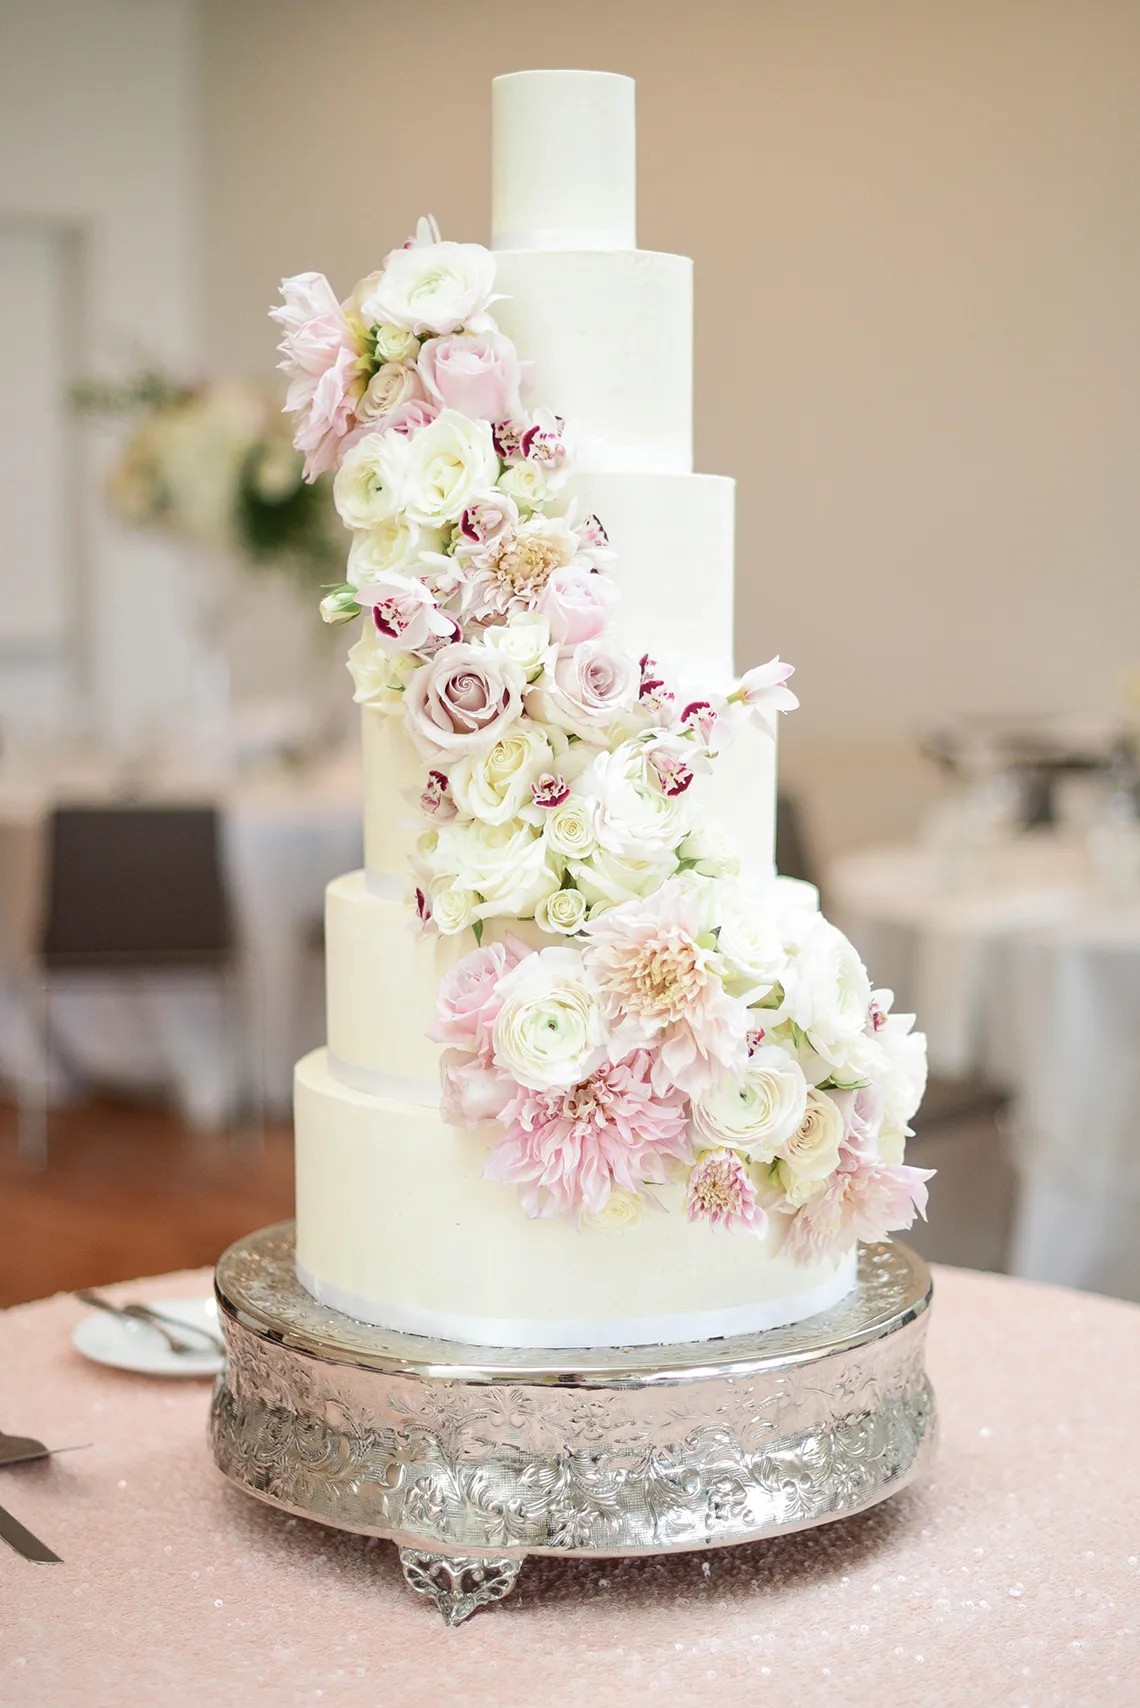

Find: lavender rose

[404,641,525,759]
[526,638,641,744]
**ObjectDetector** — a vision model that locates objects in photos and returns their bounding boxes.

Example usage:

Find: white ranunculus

[361,239,498,337]
[582,1190,645,1230]
[536,887,588,936]
[428,879,480,936]
[677,820,741,880]
[372,322,421,364]
[542,796,598,861]
[491,947,608,1089]
[584,735,695,860]
[347,516,441,587]
[333,430,408,530]
[713,883,806,1000]
[346,625,418,710]
[780,915,872,1066]
[568,844,679,914]
[400,409,501,527]
[876,1004,928,1136]
[692,1045,808,1161]
[774,1086,845,1185]
[449,725,554,825]
[481,612,555,682]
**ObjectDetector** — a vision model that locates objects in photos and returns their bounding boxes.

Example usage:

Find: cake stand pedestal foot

[397,1548,524,1625]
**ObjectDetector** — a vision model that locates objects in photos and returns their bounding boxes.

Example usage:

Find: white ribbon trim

[295,1251,858,1350]
[492,226,631,253]
[326,1052,438,1109]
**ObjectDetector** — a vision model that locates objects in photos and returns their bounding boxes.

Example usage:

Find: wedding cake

[274,70,931,1349]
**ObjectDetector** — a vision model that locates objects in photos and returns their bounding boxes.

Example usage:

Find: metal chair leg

[16,971,49,1170]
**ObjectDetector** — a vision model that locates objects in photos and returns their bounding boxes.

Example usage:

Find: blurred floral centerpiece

[74,370,340,585]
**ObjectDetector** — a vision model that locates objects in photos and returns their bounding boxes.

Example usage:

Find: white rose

[424,818,559,923]
[492,947,608,1089]
[481,612,555,682]
[582,1190,645,1230]
[401,409,501,527]
[347,516,442,586]
[536,887,588,936]
[568,844,679,914]
[428,879,480,936]
[355,361,425,423]
[449,725,554,825]
[346,625,418,709]
[361,239,498,336]
[714,882,804,1000]
[584,734,694,860]
[498,460,555,510]
[692,1045,808,1161]
[774,1087,845,1186]
[333,430,408,530]
[542,796,598,861]
[780,916,872,1066]
[678,821,741,879]
[372,322,421,364]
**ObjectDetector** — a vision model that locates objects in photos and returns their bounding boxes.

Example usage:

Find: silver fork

[74,1290,219,1356]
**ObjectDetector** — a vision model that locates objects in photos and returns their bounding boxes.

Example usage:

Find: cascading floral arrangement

[273,216,932,1256]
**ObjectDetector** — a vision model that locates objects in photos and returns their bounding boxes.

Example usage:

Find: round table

[827,835,1140,1300]
[3,1264,1138,1706]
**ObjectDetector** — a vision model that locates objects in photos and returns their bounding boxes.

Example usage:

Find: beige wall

[201,0,1140,855]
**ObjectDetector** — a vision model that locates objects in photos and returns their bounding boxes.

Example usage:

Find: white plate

[71,1297,224,1378]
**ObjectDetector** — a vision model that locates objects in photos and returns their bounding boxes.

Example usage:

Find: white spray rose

[774,1087,845,1187]
[481,611,556,682]
[361,238,497,336]
[333,430,408,530]
[582,1190,645,1230]
[347,516,442,586]
[536,887,588,936]
[400,409,501,527]
[449,725,554,825]
[542,796,598,861]
[492,947,608,1089]
[428,880,480,936]
[691,1045,808,1161]
[371,322,421,364]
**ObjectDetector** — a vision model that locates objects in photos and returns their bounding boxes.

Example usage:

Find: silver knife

[0,1501,61,1563]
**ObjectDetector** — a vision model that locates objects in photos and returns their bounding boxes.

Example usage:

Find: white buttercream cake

[277,70,931,1349]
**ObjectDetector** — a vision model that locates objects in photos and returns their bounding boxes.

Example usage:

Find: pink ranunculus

[685,1149,768,1235]
[418,331,525,422]
[782,1157,934,1265]
[439,1048,513,1125]
[355,572,455,654]
[536,566,617,646]
[430,934,532,1056]
[482,1050,691,1219]
[271,273,362,480]
[526,638,640,744]
[403,642,525,759]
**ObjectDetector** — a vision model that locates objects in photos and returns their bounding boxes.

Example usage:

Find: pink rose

[404,641,525,758]
[418,332,525,421]
[430,936,532,1055]
[536,566,616,646]
[526,638,640,743]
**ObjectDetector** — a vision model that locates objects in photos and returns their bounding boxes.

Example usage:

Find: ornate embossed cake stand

[209,1223,936,1624]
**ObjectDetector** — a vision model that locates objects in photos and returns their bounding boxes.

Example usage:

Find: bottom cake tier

[294,1049,857,1349]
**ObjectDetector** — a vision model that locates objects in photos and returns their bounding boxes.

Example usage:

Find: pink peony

[482,1050,691,1219]
[271,272,363,480]
[782,1158,934,1265]
[685,1149,768,1236]
[536,566,617,646]
[403,642,524,759]
[582,879,751,1098]
[418,331,526,421]
[429,932,532,1055]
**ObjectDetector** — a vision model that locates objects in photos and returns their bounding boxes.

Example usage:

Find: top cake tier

[492,70,636,251]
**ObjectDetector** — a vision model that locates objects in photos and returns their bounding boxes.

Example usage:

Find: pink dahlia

[782,1158,934,1265]
[684,1149,768,1236]
[271,272,363,480]
[482,1050,691,1219]
[581,879,750,1098]
[429,933,532,1056]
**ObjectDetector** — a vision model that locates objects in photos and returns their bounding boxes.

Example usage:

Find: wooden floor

[0,1097,295,1307]
[0,1088,1016,1309]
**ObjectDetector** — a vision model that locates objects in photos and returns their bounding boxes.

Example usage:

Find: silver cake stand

[209,1223,936,1625]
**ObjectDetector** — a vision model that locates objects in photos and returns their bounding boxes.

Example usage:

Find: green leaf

[471,919,484,947]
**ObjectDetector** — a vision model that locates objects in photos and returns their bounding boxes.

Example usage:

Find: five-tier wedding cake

[274,70,931,1349]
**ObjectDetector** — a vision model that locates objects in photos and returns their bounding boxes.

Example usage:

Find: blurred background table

[828,834,1140,1300]
[3,1260,1137,1706]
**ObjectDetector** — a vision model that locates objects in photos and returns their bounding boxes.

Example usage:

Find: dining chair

[17,805,253,1166]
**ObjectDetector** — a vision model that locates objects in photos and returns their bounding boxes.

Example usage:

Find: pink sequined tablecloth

[1,1264,1137,1707]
